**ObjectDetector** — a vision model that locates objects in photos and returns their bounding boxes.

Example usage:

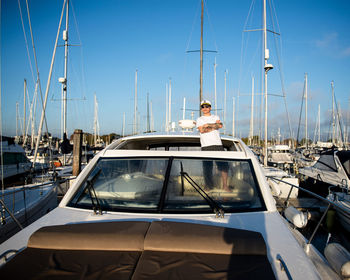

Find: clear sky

[1,0,350,141]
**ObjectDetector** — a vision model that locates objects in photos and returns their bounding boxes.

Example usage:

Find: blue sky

[1,0,350,141]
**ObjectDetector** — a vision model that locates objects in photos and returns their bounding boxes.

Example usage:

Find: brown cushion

[28,221,150,251]
[1,248,140,280]
[144,221,267,255]
[132,251,275,280]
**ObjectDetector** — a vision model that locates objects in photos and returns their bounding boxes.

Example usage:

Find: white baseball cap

[200,100,211,106]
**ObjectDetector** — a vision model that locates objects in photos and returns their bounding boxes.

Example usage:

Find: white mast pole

[94,93,97,146]
[331,81,335,145]
[23,79,26,145]
[150,101,154,132]
[122,112,125,137]
[199,0,203,113]
[63,0,69,139]
[263,0,273,166]
[305,73,308,148]
[214,58,217,113]
[134,69,138,135]
[318,104,321,143]
[232,97,235,137]
[16,102,19,141]
[224,70,227,135]
[165,83,168,132]
[169,78,172,128]
[183,97,186,120]
[249,76,254,145]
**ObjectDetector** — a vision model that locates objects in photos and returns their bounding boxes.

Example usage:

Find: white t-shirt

[196,114,222,147]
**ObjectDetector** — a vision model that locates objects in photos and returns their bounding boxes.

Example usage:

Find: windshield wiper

[180,163,224,218]
[86,169,103,215]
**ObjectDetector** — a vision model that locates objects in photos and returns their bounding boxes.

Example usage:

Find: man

[196,100,229,191]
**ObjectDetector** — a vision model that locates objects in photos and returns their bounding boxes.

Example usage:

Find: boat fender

[284,206,308,228]
[267,179,282,197]
[324,243,350,279]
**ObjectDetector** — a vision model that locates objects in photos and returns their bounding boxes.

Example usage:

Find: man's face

[201,104,211,113]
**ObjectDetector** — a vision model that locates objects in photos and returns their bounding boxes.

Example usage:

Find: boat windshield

[68,157,265,213]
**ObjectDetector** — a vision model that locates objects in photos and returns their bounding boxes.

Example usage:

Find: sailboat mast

[249,76,254,145]
[263,0,268,166]
[134,69,138,135]
[23,79,26,145]
[263,0,273,166]
[199,0,203,114]
[183,97,186,120]
[147,93,150,132]
[331,81,335,145]
[214,58,217,113]
[94,93,97,146]
[224,70,227,134]
[318,104,321,143]
[305,73,308,148]
[16,102,19,141]
[62,0,69,139]
[169,78,172,128]
[165,83,168,132]
[232,97,235,137]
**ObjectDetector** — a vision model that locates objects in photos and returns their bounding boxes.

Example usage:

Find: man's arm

[198,121,223,133]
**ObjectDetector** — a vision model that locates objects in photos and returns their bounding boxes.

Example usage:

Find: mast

[147,92,150,132]
[169,78,172,128]
[199,0,203,113]
[16,102,19,141]
[232,97,235,137]
[214,57,217,113]
[165,83,168,132]
[150,101,154,132]
[331,81,335,145]
[23,79,26,145]
[318,104,321,143]
[182,97,186,120]
[59,0,69,140]
[263,0,273,166]
[249,76,255,145]
[224,70,227,134]
[134,69,138,135]
[122,112,125,137]
[94,93,97,146]
[305,73,308,148]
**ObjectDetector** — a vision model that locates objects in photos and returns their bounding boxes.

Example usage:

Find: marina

[1,0,350,279]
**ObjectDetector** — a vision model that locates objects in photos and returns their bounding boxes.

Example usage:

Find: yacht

[298,149,350,198]
[267,145,294,171]
[0,132,345,279]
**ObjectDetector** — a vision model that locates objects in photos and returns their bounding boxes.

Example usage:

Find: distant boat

[267,144,294,171]
[298,149,350,198]
[0,137,32,187]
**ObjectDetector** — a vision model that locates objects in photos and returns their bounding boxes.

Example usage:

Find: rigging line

[268,0,293,142]
[17,0,36,86]
[25,0,50,138]
[185,0,201,52]
[23,84,34,144]
[71,0,87,99]
[203,0,218,52]
[238,0,255,97]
